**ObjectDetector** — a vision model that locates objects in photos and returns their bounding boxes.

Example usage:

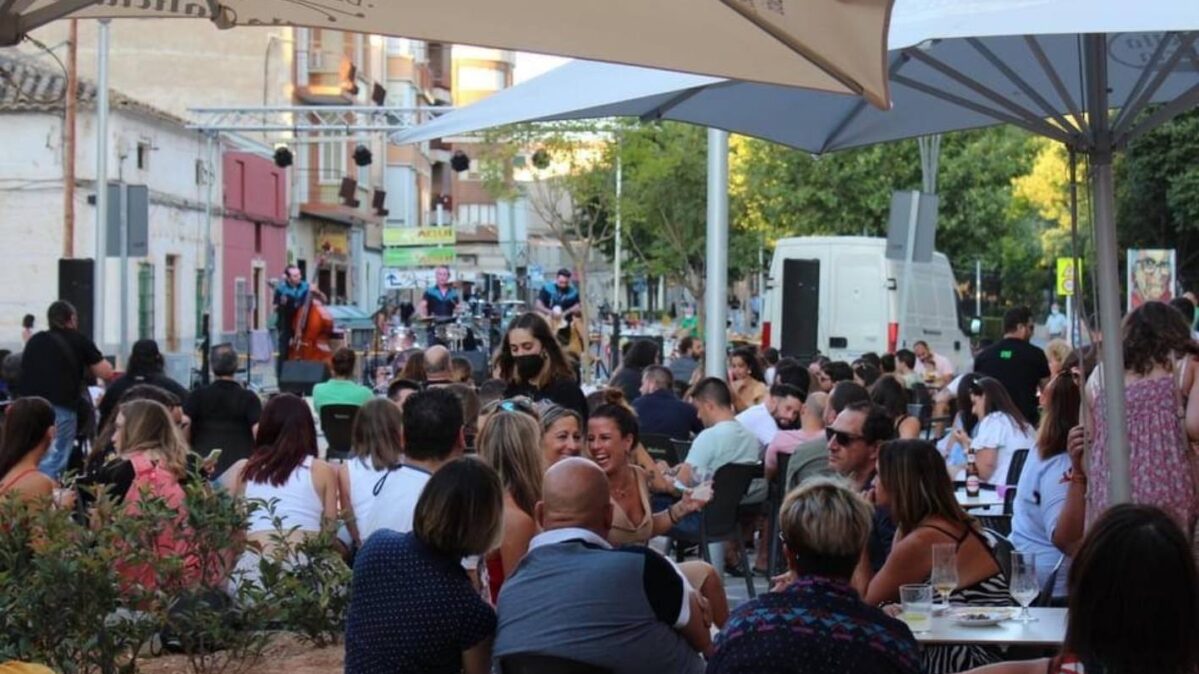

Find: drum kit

[380,298,529,354]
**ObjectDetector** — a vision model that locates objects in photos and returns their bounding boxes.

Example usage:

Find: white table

[915,607,1067,646]
[955,489,1005,510]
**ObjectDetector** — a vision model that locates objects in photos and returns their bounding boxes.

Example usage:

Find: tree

[731,125,1044,308]
[1116,107,1199,288]
[477,122,617,374]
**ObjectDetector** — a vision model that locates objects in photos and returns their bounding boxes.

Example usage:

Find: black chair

[670,439,692,463]
[319,404,359,461]
[191,419,256,478]
[1035,555,1065,607]
[1005,448,1031,486]
[766,451,794,576]
[641,433,679,465]
[985,527,1016,582]
[500,653,613,674]
[666,462,760,599]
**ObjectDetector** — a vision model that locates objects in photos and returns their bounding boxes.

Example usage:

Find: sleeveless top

[345,456,389,538]
[245,456,323,535]
[0,467,41,496]
[118,452,204,591]
[1089,372,1197,530]
[609,466,654,546]
[917,522,1013,674]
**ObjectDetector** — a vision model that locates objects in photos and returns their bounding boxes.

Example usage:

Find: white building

[0,52,213,364]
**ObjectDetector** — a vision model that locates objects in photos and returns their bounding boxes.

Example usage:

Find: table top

[955,489,1005,509]
[915,607,1067,646]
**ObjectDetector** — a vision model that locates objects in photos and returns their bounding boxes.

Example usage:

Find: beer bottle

[965,447,981,498]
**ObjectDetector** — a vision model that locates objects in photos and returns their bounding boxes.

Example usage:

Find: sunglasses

[825,427,864,445]
[481,396,538,417]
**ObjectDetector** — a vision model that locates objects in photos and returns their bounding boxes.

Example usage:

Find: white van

[763,236,973,371]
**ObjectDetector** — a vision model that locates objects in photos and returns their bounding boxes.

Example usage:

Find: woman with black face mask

[494,313,588,422]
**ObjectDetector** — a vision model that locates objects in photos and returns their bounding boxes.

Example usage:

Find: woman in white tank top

[338,398,404,547]
[228,394,339,559]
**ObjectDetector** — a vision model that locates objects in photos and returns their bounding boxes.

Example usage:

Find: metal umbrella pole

[704,129,730,379]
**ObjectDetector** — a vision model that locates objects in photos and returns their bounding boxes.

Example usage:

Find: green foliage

[243,501,351,649]
[1116,107,1199,277]
[732,125,1044,308]
[0,475,350,673]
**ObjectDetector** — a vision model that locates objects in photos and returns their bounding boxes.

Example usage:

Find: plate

[950,608,1010,627]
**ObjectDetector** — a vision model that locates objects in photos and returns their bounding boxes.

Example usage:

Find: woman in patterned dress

[1086,301,1199,537]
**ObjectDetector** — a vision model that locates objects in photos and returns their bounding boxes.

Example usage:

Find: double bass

[287,257,335,367]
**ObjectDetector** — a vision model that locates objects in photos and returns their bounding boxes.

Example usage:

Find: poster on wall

[1127,248,1176,311]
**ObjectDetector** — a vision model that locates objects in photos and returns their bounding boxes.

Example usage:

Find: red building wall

[222,152,288,334]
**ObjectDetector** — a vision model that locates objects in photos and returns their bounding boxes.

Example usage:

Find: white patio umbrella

[394,0,1199,505]
[1,0,895,107]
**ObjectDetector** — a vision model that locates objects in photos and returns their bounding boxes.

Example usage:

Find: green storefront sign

[383,246,456,267]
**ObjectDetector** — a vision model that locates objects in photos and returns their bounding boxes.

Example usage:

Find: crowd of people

[0,298,1197,674]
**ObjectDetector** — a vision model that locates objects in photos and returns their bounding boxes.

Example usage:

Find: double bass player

[273,264,328,377]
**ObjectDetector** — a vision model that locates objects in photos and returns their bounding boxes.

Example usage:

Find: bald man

[424,344,453,386]
[493,459,709,673]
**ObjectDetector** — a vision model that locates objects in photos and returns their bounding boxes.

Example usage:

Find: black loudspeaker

[279,361,329,397]
[59,258,95,341]
[452,350,489,386]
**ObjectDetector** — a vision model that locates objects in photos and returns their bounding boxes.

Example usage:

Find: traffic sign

[1056,257,1082,297]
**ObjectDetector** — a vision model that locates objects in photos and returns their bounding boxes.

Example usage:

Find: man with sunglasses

[825,400,897,571]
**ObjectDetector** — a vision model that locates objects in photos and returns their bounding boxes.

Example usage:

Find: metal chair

[666,462,760,599]
[766,451,794,576]
[1035,555,1065,607]
[640,433,679,466]
[984,527,1015,583]
[500,653,613,674]
[1005,448,1031,485]
[670,439,692,463]
[319,404,359,461]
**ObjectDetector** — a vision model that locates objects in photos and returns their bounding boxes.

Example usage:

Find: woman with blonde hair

[339,398,403,547]
[1043,338,1072,379]
[537,402,584,467]
[477,409,544,602]
[106,399,209,592]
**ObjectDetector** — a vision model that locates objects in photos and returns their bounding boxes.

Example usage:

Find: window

[319,136,347,185]
[138,263,155,340]
[254,222,263,254]
[136,141,151,171]
[457,65,506,91]
[455,203,498,226]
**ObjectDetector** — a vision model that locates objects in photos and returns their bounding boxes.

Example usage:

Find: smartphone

[204,448,223,465]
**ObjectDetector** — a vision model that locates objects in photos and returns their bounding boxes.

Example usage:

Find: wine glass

[1009,551,1039,623]
[930,543,959,612]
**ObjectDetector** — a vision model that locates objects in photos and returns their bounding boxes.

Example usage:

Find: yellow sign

[317,229,349,256]
[1056,257,1082,296]
[383,227,456,247]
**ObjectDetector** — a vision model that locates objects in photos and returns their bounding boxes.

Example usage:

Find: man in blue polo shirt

[535,268,581,319]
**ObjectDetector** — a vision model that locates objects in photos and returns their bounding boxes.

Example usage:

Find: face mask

[515,354,545,382]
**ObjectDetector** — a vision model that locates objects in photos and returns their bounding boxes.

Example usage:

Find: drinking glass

[899,584,934,633]
[1009,551,1039,623]
[688,468,714,504]
[930,543,959,611]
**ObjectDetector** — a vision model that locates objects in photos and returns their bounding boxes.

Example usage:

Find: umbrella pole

[1085,34,1131,505]
[704,129,730,378]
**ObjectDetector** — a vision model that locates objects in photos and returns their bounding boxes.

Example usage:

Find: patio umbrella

[394,0,1199,505]
[0,0,895,107]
